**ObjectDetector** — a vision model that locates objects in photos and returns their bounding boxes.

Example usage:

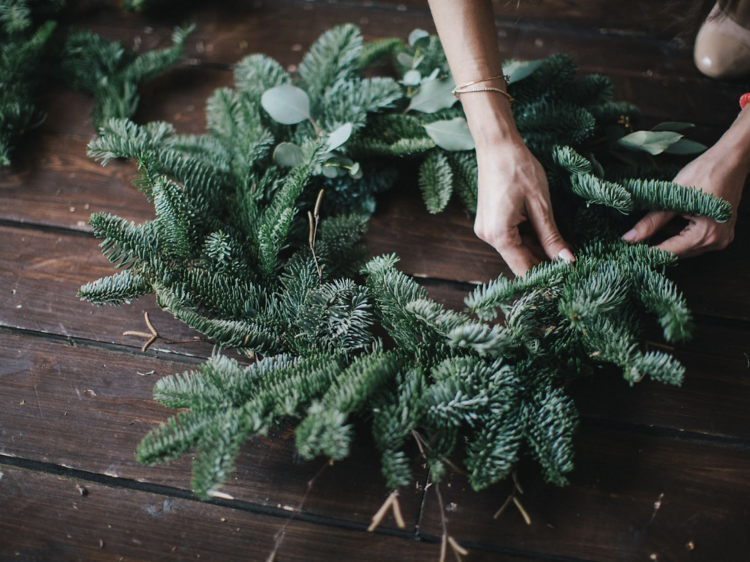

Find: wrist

[460,91,522,147]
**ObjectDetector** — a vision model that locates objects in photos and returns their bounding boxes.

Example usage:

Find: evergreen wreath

[78,24,730,524]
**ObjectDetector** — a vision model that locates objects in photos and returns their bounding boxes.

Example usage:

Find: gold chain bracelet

[452,74,514,106]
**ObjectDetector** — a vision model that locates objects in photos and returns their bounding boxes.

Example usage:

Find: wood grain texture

[0,465,534,562]
[317,0,684,38]
[0,224,215,356]
[0,332,427,528]
[419,424,750,562]
[36,0,739,139]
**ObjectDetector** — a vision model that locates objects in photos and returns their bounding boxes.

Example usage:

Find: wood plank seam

[0,324,207,364]
[578,416,750,450]
[0,457,590,562]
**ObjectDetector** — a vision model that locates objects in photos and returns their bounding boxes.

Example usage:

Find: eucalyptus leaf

[322,165,341,178]
[664,138,708,155]
[408,29,430,48]
[260,84,311,125]
[502,59,544,84]
[423,118,476,151]
[403,69,422,86]
[272,142,304,167]
[325,155,354,167]
[396,52,414,68]
[408,77,457,113]
[326,123,353,152]
[423,68,439,83]
[617,131,683,155]
[651,122,696,132]
[349,162,362,178]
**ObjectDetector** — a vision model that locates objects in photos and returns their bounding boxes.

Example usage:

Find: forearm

[427,0,520,146]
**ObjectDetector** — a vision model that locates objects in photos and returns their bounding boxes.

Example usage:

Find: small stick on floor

[367,490,406,532]
[266,459,332,562]
[494,470,531,525]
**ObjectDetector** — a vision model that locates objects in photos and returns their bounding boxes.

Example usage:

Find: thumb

[528,200,575,264]
[622,211,675,243]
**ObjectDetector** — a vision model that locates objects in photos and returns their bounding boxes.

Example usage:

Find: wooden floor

[2,1,750,561]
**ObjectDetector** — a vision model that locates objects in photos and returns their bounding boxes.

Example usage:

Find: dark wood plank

[419,424,750,562]
[39,0,735,137]
[324,0,683,38]
[0,331,426,528]
[0,223,217,356]
[0,134,152,230]
[570,323,750,440]
[0,465,539,562]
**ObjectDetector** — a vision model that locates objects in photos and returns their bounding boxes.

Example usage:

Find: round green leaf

[396,52,414,68]
[408,77,457,113]
[422,68,439,83]
[617,131,683,156]
[502,59,544,85]
[664,138,708,155]
[322,165,340,178]
[403,69,421,86]
[651,122,696,132]
[260,84,311,125]
[273,142,304,167]
[408,29,430,49]
[423,118,476,151]
[326,123,353,152]
[349,162,362,178]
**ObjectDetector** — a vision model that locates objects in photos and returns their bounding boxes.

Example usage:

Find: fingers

[527,198,575,264]
[655,220,734,258]
[475,223,540,276]
[622,211,676,243]
[500,244,541,277]
[654,230,703,259]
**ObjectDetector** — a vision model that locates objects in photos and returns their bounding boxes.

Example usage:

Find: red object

[741,93,750,110]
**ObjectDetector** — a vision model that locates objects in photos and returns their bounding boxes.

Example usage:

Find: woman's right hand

[474,138,575,276]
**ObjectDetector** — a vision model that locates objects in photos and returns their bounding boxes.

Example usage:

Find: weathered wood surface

[3,465,532,562]
[36,0,744,140]
[418,424,750,562]
[2,0,750,561]
[0,332,426,528]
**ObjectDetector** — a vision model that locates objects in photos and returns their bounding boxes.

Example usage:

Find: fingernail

[622,229,637,243]
[558,248,575,263]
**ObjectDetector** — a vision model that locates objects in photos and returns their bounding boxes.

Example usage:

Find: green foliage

[79,26,726,502]
[1,1,193,165]
[419,151,453,214]
[62,25,193,129]
[0,15,56,165]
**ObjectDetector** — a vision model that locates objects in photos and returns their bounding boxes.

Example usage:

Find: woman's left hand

[621,144,746,257]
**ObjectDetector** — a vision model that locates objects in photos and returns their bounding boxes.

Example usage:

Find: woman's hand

[474,138,575,276]
[622,144,746,257]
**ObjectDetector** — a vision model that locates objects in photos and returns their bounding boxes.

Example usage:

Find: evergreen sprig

[79,25,726,502]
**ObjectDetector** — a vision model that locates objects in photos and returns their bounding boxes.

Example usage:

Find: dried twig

[308,189,324,281]
[266,459,332,562]
[367,490,406,532]
[123,311,208,352]
[494,469,531,525]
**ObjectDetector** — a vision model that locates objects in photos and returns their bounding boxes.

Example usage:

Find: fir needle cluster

[78,25,730,499]
[0,0,192,165]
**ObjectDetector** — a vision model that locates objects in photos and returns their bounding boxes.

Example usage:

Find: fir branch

[419,151,453,214]
[623,178,733,222]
